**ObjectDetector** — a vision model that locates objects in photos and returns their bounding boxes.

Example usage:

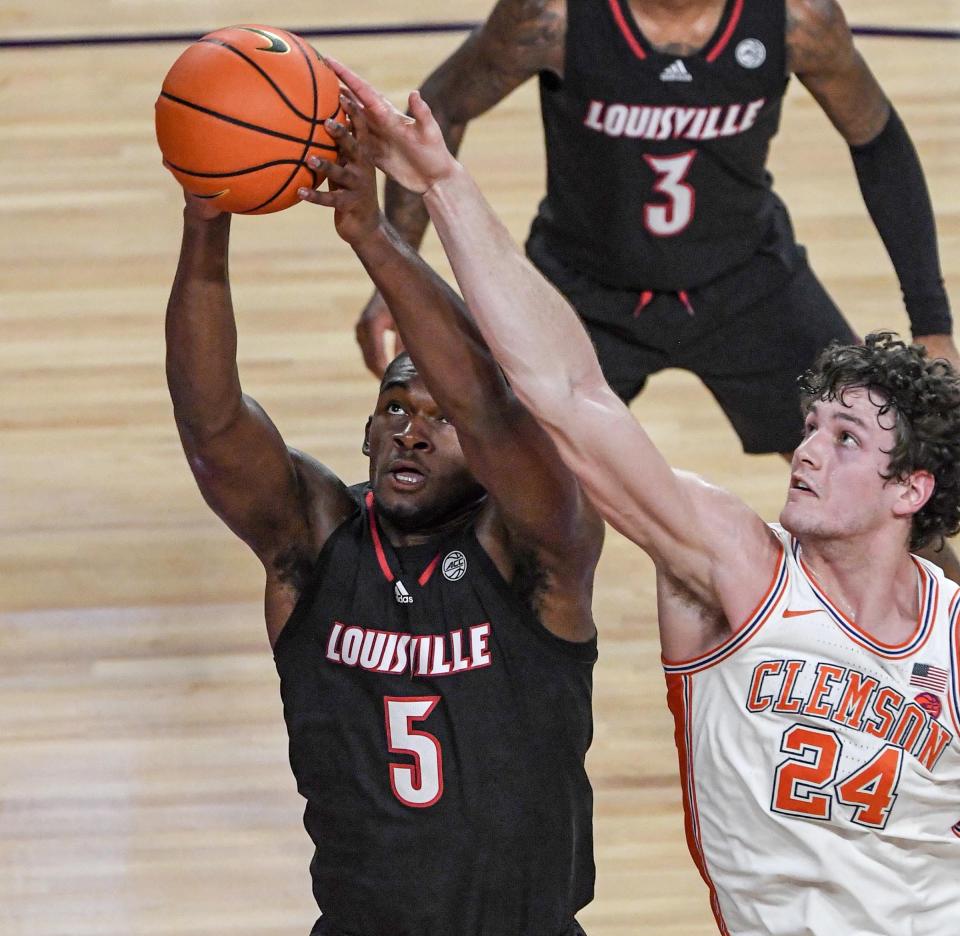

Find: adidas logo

[660,59,693,82]
[394,580,413,605]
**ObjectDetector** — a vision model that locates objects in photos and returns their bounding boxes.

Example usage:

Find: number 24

[771,724,904,829]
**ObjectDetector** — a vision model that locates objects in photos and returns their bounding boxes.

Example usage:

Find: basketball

[155,25,344,215]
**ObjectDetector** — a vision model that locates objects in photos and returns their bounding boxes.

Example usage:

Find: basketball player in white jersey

[305,66,960,934]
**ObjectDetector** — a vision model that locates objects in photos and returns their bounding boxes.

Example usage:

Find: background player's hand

[298,113,381,248]
[324,58,457,195]
[356,291,404,377]
[182,189,225,222]
[915,334,960,372]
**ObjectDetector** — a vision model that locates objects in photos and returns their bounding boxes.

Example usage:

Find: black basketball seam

[164,157,307,178]
[241,33,320,213]
[159,91,337,152]
[198,36,322,124]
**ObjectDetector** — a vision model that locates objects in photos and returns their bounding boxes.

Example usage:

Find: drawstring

[632,290,654,316]
[632,289,695,317]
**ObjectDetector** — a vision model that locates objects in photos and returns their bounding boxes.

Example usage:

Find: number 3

[643,150,697,237]
[384,696,444,808]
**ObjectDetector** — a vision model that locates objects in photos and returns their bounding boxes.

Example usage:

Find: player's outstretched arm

[300,108,602,642]
[165,197,353,641]
[787,0,956,368]
[325,62,779,631]
[355,0,566,376]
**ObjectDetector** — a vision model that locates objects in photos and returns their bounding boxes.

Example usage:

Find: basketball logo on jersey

[394,580,413,604]
[915,691,942,719]
[442,551,467,581]
[735,38,766,69]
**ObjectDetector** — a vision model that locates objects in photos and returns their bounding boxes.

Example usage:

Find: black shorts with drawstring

[526,227,857,456]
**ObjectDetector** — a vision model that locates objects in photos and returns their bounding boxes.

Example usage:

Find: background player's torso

[274,489,597,936]
[665,528,960,935]
[534,0,791,291]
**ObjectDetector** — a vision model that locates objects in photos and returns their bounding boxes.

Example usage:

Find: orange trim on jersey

[665,673,732,935]
[948,590,960,737]
[705,0,745,62]
[662,543,787,674]
[797,550,937,658]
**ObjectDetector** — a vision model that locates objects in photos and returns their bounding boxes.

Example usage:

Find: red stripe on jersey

[418,553,441,587]
[607,0,647,59]
[705,0,745,62]
[665,673,732,935]
[365,491,395,583]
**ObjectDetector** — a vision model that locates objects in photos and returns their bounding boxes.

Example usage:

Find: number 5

[643,151,697,237]
[384,696,443,808]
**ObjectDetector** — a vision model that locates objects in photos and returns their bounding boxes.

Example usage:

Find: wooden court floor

[1,1,957,933]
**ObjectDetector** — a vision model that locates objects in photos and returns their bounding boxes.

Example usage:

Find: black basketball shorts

[309,917,587,935]
[526,239,857,456]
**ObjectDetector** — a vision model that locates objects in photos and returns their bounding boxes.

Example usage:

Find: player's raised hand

[324,57,456,195]
[298,108,381,249]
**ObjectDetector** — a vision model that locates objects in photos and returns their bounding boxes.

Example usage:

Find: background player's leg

[686,259,857,455]
[526,236,666,402]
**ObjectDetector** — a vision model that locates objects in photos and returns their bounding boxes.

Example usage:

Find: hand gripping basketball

[323,58,458,197]
[155,25,344,214]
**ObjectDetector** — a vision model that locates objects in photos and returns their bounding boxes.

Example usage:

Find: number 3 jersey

[273,489,596,936]
[533,0,792,291]
[664,526,960,935]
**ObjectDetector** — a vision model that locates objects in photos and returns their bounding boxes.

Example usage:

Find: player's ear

[362,417,372,456]
[893,469,935,519]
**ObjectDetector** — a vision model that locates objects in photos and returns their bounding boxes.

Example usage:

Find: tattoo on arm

[384,0,564,246]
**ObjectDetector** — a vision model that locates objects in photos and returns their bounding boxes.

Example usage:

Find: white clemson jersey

[663,525,960,936]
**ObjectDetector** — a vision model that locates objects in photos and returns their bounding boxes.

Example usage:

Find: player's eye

[386,401,406,416]
[839,431,859,447]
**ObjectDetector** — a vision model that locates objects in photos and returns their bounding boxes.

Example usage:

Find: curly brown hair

[798,332,960,550]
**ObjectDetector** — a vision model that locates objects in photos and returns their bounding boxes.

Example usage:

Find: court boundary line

[2,20,958,50]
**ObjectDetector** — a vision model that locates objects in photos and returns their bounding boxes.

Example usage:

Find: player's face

[365,367,485,534]
[779,387,907,544]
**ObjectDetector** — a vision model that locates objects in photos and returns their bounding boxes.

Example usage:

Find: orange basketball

[155,25,343,215]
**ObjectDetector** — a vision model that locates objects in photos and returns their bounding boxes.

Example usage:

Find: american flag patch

[910,663,948,693]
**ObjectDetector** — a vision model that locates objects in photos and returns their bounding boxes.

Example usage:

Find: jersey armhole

[467,532,599,663]
[662,539,788,674]
[272,496,362,658]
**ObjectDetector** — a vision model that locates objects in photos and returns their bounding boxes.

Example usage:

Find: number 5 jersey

[664,526,960,935]
[273,488,597,936]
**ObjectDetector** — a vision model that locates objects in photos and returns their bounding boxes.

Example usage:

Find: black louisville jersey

[273,487,596,936]
[531,0,792,291]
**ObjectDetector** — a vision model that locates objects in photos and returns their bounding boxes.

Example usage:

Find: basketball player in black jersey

[165,136,603,931]
[325,62,960,936]
[352,0,959,581]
